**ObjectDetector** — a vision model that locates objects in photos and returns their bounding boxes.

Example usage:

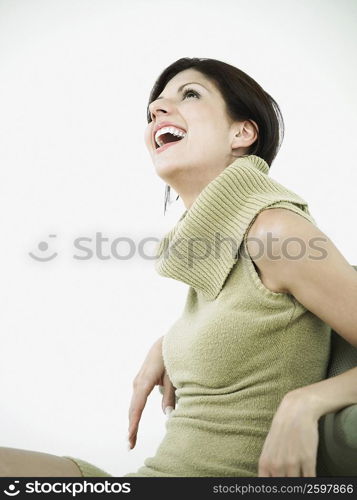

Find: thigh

[0,447,82,477]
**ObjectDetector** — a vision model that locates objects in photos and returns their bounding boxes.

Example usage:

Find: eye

[147,88,200,122]
[182,88,200,99]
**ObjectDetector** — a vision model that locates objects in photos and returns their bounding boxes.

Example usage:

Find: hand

[127,336,176,450]
[258,391,319,477]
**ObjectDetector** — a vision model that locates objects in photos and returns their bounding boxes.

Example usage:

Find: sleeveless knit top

[124,154,331,477]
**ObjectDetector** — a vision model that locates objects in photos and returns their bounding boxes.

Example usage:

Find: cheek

[192,123,221,146]
[144,126,153,149]
[187,108,224,143]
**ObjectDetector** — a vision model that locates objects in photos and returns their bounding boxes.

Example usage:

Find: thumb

[161,370,176,415]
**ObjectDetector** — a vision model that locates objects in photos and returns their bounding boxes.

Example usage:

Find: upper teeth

[154,126,186,148]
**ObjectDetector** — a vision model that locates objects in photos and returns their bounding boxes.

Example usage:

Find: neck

[166,156,239,209]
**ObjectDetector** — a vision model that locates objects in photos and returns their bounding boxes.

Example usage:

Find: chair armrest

[317,326,357,476]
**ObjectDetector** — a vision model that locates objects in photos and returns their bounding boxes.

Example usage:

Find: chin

[154,159,186,182]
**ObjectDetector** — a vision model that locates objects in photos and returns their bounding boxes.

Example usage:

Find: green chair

[316,265,357,476]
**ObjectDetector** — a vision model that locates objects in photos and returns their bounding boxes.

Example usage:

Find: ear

[231,120,259,150]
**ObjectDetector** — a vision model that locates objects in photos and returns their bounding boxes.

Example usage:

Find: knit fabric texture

[68,154,332,477]
[62,456,112,477]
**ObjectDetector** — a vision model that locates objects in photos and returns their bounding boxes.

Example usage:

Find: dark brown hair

[147,57,285,214]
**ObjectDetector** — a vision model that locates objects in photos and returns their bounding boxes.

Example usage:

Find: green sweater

[66,154,331,477]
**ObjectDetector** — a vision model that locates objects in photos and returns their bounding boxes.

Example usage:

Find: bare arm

[247,208,357,346]
[246,208,357,476]
[128,334,176,449]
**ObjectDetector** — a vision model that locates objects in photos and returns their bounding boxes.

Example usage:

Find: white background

[0,0,356,476]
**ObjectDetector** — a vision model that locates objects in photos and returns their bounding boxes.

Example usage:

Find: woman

[1,57,356,478]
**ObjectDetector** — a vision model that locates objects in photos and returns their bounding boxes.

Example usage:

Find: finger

[128,382,153,448]
[127,404,144,449]
[258,464,271,477]
[161,371,176,414]
[301,457,316,477]
[258,452,271,477]
[269,461,285,477]
[285,460,302,477]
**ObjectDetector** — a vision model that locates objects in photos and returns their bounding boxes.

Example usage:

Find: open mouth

[155,131,185,150]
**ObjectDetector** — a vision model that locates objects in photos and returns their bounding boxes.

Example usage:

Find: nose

[149,104,166,122]
[149,98,175,121]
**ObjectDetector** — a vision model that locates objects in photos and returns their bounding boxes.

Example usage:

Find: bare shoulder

[246,207,323,246]
[246,208,357,346]
[248,207,316,235]
[245,207,325,294]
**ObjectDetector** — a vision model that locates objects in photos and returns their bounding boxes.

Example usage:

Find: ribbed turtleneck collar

[154,154,310,301]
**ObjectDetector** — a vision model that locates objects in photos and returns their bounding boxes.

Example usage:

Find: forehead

[162,68,215,92]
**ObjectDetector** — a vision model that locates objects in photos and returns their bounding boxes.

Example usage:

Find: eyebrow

[156,82,209,100]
